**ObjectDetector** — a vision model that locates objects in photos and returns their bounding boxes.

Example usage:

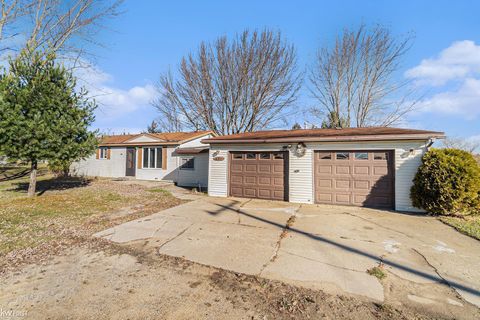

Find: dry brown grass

[0,166,183,271]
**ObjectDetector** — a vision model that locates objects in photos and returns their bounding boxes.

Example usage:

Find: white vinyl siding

[71,133,211,187]
[207,140,429,212]
[71,147,126,178]
[177,153,209,188]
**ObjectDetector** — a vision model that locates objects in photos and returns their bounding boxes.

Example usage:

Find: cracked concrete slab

[158,221,283,275]
[260,230,385,301]
[95,196,480,310]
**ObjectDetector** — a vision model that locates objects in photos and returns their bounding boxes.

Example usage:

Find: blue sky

[86,0,480,143]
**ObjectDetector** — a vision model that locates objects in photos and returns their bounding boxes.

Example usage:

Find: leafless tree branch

[152,29,302,134]
[0,0,123,58]
[309,24,417,127]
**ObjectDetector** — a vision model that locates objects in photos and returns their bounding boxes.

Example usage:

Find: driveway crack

[157,223,194,251]
[237,199,252,224]
[411,248,464,300]
[258,205,301,276]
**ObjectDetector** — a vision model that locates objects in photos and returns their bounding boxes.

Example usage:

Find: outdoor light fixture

[295,142,306,157]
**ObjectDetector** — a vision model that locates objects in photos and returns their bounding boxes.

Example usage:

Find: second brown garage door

[229,151,288,201]
[314,150,394,209]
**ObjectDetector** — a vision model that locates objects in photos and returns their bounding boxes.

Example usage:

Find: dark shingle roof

[202,127,444,144]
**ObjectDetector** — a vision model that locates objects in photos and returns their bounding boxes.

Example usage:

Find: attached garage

[314,150,394,209]
[203,127,444,212]
[229,151,288,201]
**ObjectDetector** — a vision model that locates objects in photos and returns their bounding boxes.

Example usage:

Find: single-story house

[201,127,445,212]
[71,131,212,188]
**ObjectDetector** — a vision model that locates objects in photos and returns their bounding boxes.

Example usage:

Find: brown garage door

[229,151,288,201]
[314,150,394,209]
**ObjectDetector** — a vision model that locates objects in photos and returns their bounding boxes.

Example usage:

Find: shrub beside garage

[411,148,480,216]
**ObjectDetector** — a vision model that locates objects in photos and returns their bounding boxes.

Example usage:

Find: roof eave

[178,131,213,144]
[99,142,181,147]
[202,133,446,144]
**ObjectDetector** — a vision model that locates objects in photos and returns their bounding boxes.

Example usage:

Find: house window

[355,152,369,160]
[336,152,349,160]
[180,157,195,170]
[318,152,331,160]
[99,147,108,159]
[374,152,388,161]
[142,147,163,169]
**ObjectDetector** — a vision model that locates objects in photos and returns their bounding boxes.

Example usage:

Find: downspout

[426,138,435,151]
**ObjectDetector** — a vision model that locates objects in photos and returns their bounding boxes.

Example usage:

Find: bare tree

[0,0,33,51]
[152,29,301,135]
[310,24,417,128]
[442,137,480,154]
[0,0,123,58]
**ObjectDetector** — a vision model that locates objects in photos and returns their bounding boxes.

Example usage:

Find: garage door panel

[372,179,393,190]
[258,189,273,198]
[335,166,350,174]
[335,180,350,189]
[354,180,370,190]
[317,193,332,202]
[354,166,370,175]
[315,150,394,209]
[318,165,332,174]
[231,175,243,184]
[244,188,256,197]
[231,187,243,197]
[229,152,287,201]
[353,194,368,205]
[258,176,271,185]
[231,164,243,172]
[244,176,256,184]
[273,190,284,199]
[373,166,388,175]
[335,193,351,204]
[317,179,332,188]
[258,164,271,173]
[273,177,284,186]
[364,196,391,207]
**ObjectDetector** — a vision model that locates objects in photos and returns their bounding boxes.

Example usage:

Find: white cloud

[90,84,156,119]
[416,77,480,119]
[405,40,480,86]
[72,61,156,120]
[406,40,480,120]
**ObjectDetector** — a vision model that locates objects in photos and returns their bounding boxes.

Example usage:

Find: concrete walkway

[95,196,480,312]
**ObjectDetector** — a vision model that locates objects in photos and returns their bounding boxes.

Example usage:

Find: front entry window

[143,147,163,168]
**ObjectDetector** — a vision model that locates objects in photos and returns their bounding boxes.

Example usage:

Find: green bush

[48,159,72,177]
[411,148,480,216]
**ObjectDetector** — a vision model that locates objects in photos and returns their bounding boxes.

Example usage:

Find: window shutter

[162,148,167,170]
[107,148,111,159]
[96,148,100,159]
[137,148,142,169]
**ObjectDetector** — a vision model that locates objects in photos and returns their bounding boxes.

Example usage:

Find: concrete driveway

[95,196,480,313]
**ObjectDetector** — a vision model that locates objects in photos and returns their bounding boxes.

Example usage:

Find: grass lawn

[0,166,183,270]
[440,215,480,241]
